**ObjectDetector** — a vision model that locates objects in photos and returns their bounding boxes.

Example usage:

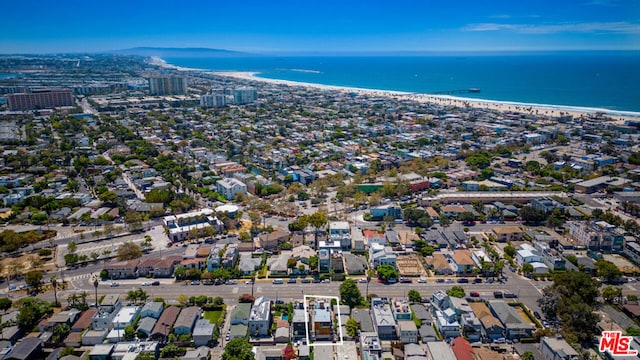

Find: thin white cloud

[463,21,640,34]
[489,14,511,19]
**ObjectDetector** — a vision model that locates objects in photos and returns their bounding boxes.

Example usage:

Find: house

[391,298,412,321]
[259,230,289,250]
[183,348,210,360]
[149,306,180,340]
[410,304,432,326]
[363,229,386,247]
[231,303,252,325]
[174,307,200,335]
[434,309,461,340]
[360,332,383,360]
[111,341,159,360]
[488,301,534,339]
[313,303,332,341]
[71,309,96,332]
[140,302,164,319]
[469,302,505,342]
[249,296,272,338]
[344,253,368,275]
[516,244,543,266]
[492,226,523,242]
[238,254,262,275]
[352,309,375,333]
[418,325,438,343]
[5,338,42,360]
[229,324,248,340]
[370,244,396,269]
[450,337,474,360]
[450,250,475,275]
[104,260,139,279]
[112,306,141,330]
[425,342,456,360]
[136,317,157,337]
[193,319,215,347]
[329,221,352,250]
[292,309,307,340]
[208,244,239,271]
[430,253,453,275]
[541,336,579,360]
[371,298,397,340]
[89,344,113,360]
[397,320,418,343]
[215,178,247,200]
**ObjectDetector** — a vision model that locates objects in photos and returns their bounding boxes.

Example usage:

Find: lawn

[203,310,223,324]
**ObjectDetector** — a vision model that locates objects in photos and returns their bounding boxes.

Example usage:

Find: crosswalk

[256,286,263,294]
[232,287,239,294]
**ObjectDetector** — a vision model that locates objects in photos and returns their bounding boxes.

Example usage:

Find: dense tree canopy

[340,278,364,308]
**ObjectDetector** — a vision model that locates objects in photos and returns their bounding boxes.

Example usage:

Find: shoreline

[153,57,640,121]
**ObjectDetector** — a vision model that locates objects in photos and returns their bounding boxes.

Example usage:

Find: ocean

[165,51,640,113]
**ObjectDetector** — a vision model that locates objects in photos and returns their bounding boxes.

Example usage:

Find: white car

[110,282,120,287]
[141,282,152,286]
[417,278,427,283]
[245,280,253,284]
[358,278,368,283]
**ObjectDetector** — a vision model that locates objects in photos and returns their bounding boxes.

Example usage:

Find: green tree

[503,244,516,258]
[596,260,622,283]
[308,212,327,249]
[222,338,255,360]
[377,265,398,282]
[25,270,43,294]
[345,316,360,337]
[408,290,421,303]
[521,351,535,360]
[123,324,136,340]
[522,263,534,277]
[627,326,640,336]
[446,286,465,298]
[339,278,364,308]
[601,286,622,303]
[117,242,143,261]
[0,298,12,313]
[52,323,71,343]
[60,347,75,357]
[308,255,319,272]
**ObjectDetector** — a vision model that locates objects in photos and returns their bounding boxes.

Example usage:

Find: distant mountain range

[108,47,253,58]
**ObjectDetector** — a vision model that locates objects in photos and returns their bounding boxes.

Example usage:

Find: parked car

[445,279,454,283]
[457,278,469,283]
[110,282,120,287]
[470,291,480,297]
[151,281,160,286]
[245,280,253,284]
[301,278,311,283]
[358,278,368,283]
[493,291,503,298]
[287,278,297,284]
[436,279,445,283]
[190,280,200,286]
[202,280,214,285]
[226,280,238,285]
[312,278,321,283]
[503,291,517,298]
[417,278,427,283]
[533,311,542,320]
[272,279,284,284]
[472,278,483,284]
[141,282,152,286]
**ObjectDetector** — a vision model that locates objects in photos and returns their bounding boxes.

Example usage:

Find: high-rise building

[147,76,188,95]
[7,89,74,111]
[233,87,257,104]
[200,93,228,108]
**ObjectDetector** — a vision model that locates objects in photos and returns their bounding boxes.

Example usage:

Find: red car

[470,291,480,297]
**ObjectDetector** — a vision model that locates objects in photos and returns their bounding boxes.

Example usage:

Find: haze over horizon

[1,0,639,54]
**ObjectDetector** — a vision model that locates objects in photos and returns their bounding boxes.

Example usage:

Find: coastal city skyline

[1,0,640,54]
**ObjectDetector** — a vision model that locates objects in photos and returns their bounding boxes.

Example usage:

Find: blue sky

[1,0,639,53]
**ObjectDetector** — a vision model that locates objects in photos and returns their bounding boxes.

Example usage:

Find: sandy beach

[150,56,640,122]
[207,71,640,122]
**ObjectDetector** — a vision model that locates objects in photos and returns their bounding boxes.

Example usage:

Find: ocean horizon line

[158,56,640,119]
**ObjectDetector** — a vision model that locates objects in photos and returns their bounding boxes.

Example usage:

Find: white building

[215,177,247,200]
[163,208,223,242]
